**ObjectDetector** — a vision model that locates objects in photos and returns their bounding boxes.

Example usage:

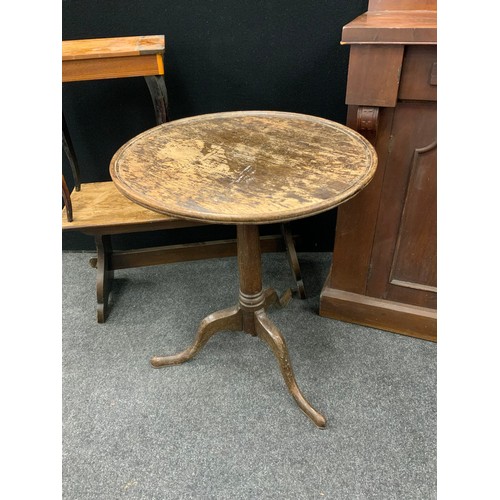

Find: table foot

[151,305,242,367]
[254,310,327,428]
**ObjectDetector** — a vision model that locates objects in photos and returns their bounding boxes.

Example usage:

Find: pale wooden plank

[62,181,198,231]
[62,35,164,61]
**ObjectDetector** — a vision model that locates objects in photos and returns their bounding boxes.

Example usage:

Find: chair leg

[281,223,306,299]
[145,75,169,124]
[62,113,81,190]
[94,235,114,323]
[62,175,73,222]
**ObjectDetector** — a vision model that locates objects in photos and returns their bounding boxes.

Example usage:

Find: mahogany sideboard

[319,0,437,341]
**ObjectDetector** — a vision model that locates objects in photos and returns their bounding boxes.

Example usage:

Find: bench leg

[94,235,114,323]
[145,75,169,125]
[281,223,306,299]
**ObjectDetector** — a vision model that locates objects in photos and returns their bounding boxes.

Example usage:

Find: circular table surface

[110,110,377,224]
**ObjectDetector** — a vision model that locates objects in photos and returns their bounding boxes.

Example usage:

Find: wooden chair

[62,35,305,323]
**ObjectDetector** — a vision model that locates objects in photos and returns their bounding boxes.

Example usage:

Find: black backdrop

[62,0,369,251]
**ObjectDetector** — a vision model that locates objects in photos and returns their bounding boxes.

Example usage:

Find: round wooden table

[110,110,377,427]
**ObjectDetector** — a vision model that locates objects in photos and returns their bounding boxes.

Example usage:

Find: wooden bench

[62,35,305,323]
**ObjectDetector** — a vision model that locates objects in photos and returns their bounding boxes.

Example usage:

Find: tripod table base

[151,285,326,428]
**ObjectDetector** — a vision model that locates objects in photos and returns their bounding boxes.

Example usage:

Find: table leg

[151,305,243,366]
[254,310,326,427]
[151,224,326,427]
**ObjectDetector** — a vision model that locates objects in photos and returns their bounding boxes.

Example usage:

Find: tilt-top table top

[110,110,377,225]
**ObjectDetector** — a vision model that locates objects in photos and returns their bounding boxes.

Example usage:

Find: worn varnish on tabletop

[110,111,377,225]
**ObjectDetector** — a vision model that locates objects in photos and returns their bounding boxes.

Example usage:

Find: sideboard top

[342,9,436,45]
[367,0,436,11]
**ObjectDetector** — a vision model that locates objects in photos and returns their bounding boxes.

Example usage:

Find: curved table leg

[254,309,326,428]
[151,305,243,367]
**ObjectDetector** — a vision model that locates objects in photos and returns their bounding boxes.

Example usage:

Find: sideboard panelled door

[367,99,437,308]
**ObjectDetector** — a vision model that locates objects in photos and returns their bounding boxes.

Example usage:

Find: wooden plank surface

[62,35,164,60]
[62,181,203,232]
[110,111,378,225]
[62,35,165,81]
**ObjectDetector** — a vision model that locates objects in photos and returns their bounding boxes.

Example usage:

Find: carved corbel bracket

[356,106,379,143]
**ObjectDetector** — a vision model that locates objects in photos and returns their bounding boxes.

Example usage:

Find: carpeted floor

[62,251,436,499]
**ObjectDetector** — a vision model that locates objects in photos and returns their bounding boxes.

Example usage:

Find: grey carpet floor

[62,251,436,500]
